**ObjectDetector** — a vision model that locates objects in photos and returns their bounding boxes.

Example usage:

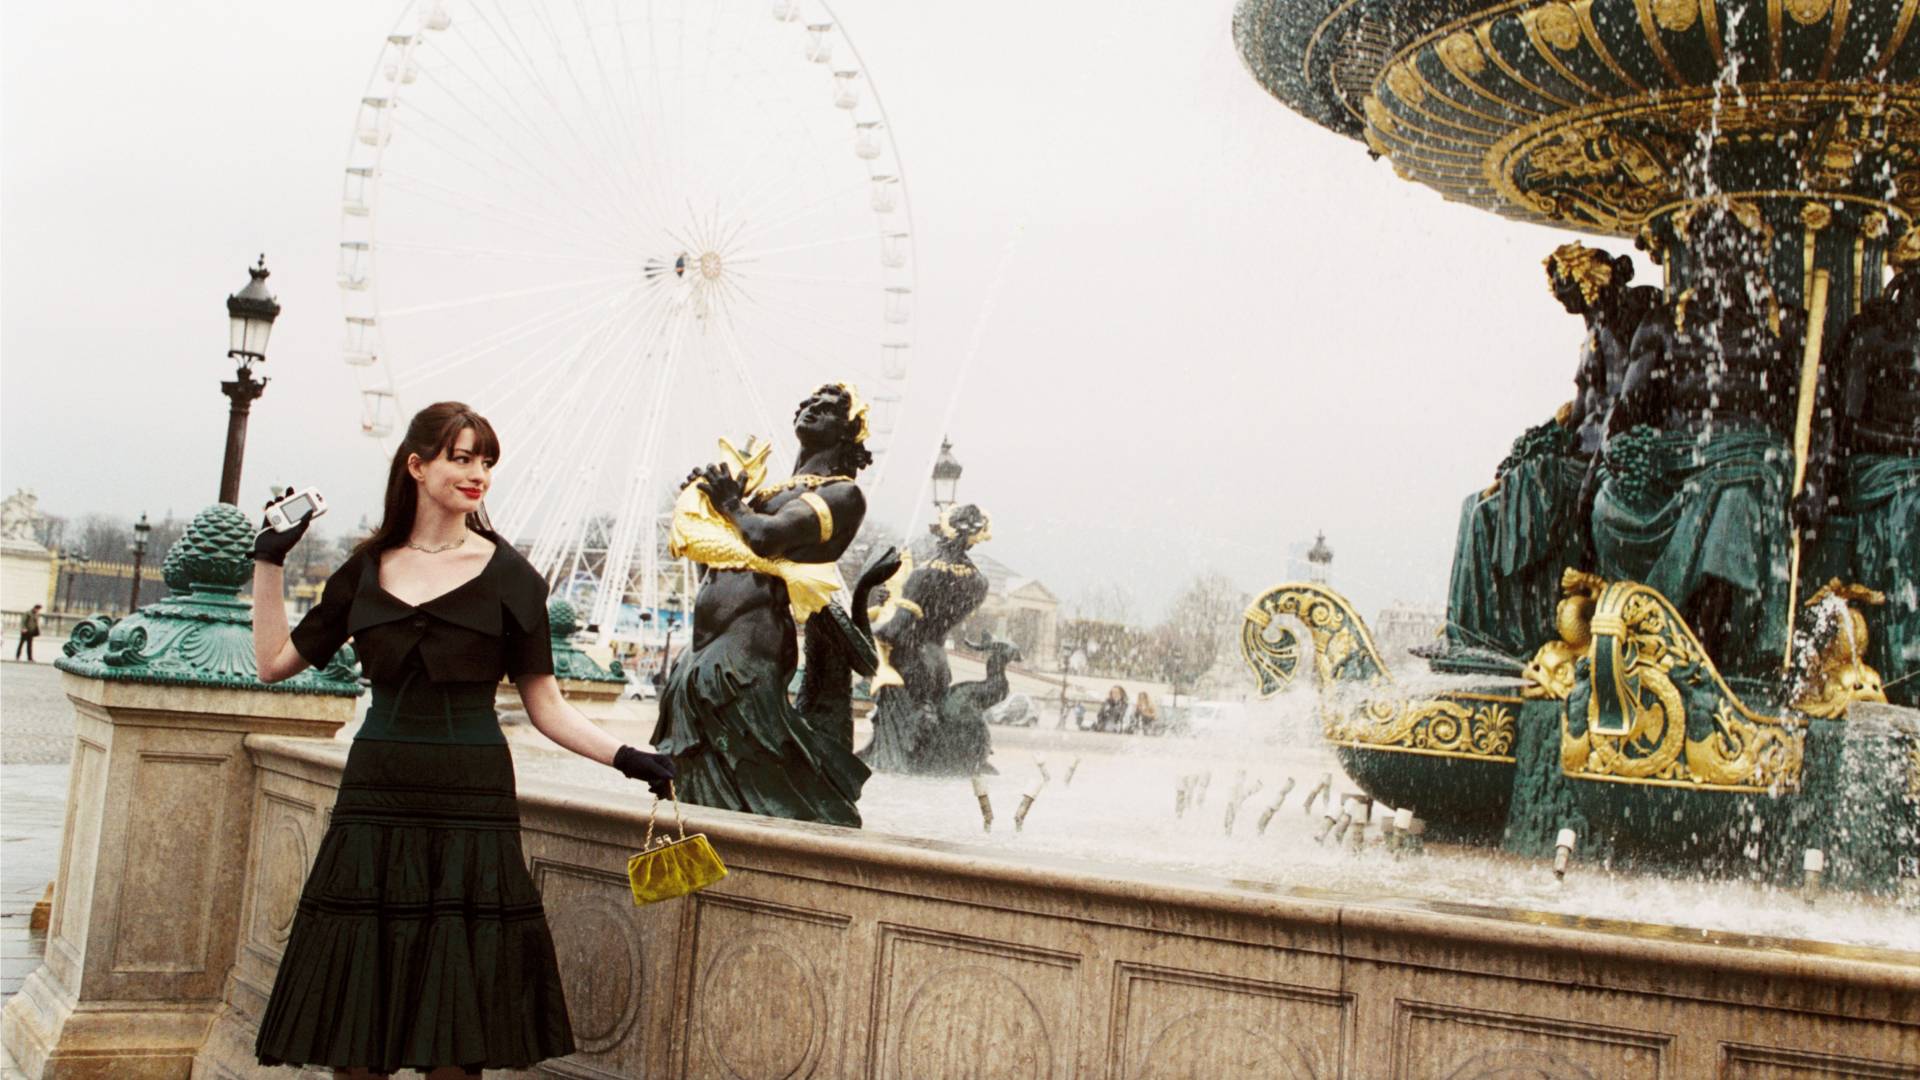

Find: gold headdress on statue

[1544,242,1614,305]
[935,504,993,547]
[832,382,870,444]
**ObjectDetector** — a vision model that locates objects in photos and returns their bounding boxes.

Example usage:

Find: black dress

[254,536,576,1072]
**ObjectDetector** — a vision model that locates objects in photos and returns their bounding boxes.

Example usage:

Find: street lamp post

[128,514,152,612]
[63,555,90,613]
[220,256,282,506]
[931,437,962,512]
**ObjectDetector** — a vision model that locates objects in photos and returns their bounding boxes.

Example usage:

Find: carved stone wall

[191,737,1919,1079]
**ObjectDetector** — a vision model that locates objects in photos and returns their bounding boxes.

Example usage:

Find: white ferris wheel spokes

[339,0,916,639]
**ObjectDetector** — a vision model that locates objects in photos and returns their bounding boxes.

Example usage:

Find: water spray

[1013,765,1049,832]
[1063,758,1081,787]
[1553,828,1577,883]
[1803,848,1825,903]
[1194,770,1213,807]
[1174,773,1200,817]
[1223,774,1264,836]
[1255,777,1298,835]
[970,774,993,833]
[1328,796,1358,845]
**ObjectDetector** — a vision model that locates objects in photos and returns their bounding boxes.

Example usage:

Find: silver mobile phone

[265,487,328,532]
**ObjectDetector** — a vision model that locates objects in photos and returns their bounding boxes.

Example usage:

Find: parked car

[985,693,1037,727]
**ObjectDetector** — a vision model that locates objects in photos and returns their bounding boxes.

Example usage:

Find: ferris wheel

[337,0,917,636]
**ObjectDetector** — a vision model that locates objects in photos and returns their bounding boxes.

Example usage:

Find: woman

[249,402,674,1078]
[1096,685,1128,733]
[1132,690,1160,736]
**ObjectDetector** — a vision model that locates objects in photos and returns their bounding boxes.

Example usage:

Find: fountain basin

[195,734,1920,1076]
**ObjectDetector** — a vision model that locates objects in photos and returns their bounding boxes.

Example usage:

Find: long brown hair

[354,402,501,558]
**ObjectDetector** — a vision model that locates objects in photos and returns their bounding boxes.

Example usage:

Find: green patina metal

[544,597,624,685]
[55,503,360,696]
[1234,0,1920,336]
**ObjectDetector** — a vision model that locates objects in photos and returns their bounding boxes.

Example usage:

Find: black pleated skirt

[254,736,576,1071]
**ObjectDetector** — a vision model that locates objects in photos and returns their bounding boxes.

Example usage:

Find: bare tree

[74,513,132,561]
[1152,571,1246,704]
[1070,580,1135,626]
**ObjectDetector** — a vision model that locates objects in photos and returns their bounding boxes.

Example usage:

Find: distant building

[1374,603,1446,665]
[957,551,1058,664]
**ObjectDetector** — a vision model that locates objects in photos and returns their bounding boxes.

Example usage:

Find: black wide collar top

[290,534,554,686]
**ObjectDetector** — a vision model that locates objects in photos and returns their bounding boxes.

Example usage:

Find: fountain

[1232,0,1917,891]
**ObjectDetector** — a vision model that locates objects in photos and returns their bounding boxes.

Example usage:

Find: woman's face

[409,428,494,519]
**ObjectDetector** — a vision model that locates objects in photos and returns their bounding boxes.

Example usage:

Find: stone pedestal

[0,676,350,1079]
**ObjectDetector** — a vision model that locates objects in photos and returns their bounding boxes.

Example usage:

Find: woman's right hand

[251,489,314,566]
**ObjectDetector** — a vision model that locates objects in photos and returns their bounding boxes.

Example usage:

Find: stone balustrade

[6,671,1920,1077]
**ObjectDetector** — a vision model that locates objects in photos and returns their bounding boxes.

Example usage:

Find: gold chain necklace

[405,535,468,554]
[754,474,852,498]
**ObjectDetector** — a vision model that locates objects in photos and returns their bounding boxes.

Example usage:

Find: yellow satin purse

[627,783,728,906]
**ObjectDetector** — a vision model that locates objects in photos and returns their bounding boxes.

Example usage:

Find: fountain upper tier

[1235,0,1918,318]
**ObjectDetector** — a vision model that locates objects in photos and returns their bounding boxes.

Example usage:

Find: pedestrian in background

[14,604,42,661]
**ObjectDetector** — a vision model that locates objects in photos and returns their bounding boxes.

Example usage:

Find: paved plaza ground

[0,660,72,1077]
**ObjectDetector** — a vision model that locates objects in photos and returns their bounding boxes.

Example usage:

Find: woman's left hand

[614,745,677,798]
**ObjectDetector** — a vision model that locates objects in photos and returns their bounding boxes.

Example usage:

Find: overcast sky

[1,1,1642,626]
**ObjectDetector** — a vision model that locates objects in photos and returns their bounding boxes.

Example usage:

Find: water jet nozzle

[1255,777,1298,835]
[971,774,993,833]
[1014,768,1049,832]
[1391,807,1415,856]
[1553,828,1577,882]
[1314,811,1339,844]
[1346,796,1373,851]
[1803,848,1825,902]
[1302,773,1332,817]
[1223,774,1264,836]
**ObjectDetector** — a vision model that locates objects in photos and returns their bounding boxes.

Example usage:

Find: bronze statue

[859,504,996,774]
[1586,202,1810,674]
[1437,243,1656,664]
[650,384,893,827]
[1817,229,1920,703]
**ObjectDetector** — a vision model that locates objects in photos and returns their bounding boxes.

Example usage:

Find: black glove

[251,488,314,566]
[614,745,676,798]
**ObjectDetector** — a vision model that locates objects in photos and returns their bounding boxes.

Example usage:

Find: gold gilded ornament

[834,381,871,444]
[1561,580,1806,791]
[1529,3,1584,51]
[1363,95,1399,137]
[1650,0,1699,32]
[668,437,846,621]
[1523,569,1605,700]
[1892,227,1920,267]
[1784,0,1834,25]
[1386,61,1425,105]
[1439,32,1487,77]
[1801,201,1833,231]
[1790,580,1888,719]
[1545,242,1615,305]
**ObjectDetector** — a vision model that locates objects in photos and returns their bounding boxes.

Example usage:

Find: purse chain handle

[643,780,688,851]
